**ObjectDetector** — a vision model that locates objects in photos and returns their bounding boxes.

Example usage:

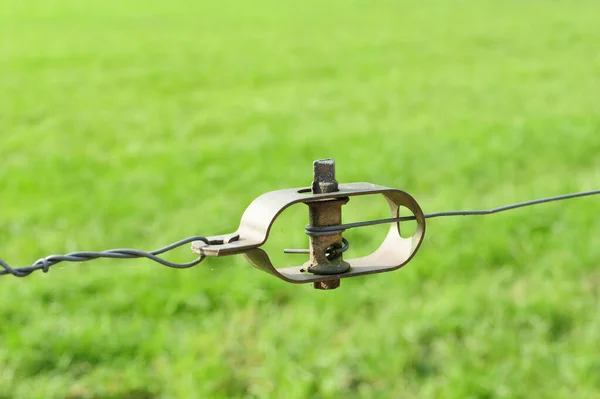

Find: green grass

[1,0,600,397]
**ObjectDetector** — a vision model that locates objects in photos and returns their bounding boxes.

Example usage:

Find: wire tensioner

[191,159,425,290]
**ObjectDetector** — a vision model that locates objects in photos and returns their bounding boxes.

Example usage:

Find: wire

[0,236,210,277]
[305,189,600,235]
[3,189,599,277]
[423,189,600,219]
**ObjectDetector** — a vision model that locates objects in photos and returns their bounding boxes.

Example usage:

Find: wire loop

[325,238,350,260]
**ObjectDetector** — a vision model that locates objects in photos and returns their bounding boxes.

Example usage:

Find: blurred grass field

[1,0,600,398]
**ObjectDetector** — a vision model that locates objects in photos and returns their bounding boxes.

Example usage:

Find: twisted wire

[0,236,210,277]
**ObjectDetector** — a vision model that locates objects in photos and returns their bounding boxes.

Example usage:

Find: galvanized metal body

[191,182,426,284]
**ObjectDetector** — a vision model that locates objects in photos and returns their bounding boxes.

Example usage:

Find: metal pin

[284,248,310,254]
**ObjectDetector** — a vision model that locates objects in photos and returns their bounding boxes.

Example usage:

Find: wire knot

[36,257,51,273]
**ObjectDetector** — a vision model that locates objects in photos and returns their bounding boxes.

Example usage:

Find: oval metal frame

[191,182,426,284]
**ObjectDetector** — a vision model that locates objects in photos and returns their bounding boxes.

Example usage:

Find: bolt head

[313,279,340,290]
[312,158,338,194]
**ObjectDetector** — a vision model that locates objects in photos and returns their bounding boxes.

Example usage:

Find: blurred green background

[1,0,600,398]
